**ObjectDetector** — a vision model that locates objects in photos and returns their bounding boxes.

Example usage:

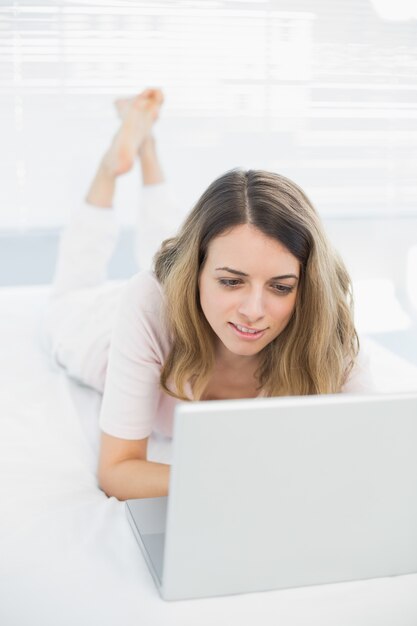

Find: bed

[1,284,417,626]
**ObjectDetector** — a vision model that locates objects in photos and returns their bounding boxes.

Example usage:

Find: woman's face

[198,224,300,363]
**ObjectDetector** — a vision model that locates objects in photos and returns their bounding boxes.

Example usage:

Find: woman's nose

[237,290,265,322]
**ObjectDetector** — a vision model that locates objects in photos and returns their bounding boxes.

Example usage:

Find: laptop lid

[159,393,417,600]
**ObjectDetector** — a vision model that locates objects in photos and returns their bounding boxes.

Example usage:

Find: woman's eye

[272,284,293,295]
[219,279,242,288]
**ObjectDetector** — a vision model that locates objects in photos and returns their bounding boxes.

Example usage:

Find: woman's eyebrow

[215,266,247,276]
[215,266,299,280]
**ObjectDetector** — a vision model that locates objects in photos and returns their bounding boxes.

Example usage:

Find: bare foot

[116,89,164,158]
[115,88,164,124]
[102,88,164,177]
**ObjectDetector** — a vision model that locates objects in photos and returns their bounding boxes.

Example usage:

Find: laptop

[126,392,417,601]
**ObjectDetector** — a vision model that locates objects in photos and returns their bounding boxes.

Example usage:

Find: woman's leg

[139,134,165,186]
[113,93,180,271]
[134,135,182,270]
[45,90,165,391]
[52,90,163,296]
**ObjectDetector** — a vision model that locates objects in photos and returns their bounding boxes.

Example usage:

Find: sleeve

[99,271,170,440]
[341,346,376,393]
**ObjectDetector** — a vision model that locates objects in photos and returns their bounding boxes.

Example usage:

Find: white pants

[44,183,179,393]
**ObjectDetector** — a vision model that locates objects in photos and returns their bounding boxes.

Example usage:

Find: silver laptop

[126,392,417,601]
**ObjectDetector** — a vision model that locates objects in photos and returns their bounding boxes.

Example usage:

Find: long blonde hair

[154,169,359,400]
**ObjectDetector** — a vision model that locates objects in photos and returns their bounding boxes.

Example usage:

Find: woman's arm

[98,432,170,500]
[97,272,174,499]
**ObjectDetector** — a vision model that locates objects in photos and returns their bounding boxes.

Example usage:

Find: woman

[46,88,373,501]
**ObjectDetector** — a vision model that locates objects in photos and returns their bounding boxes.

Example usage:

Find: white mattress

[1,285,417,626]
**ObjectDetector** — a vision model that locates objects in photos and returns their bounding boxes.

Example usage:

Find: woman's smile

[228,322,267,340]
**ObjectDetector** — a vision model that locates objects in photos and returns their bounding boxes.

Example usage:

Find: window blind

[1,0,417,229]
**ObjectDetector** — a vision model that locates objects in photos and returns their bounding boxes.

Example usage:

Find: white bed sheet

[1,285,417,626]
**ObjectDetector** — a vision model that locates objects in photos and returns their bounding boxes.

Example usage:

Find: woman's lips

[228,322,266,340]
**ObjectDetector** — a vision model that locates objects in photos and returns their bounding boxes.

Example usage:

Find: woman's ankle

[139,136,165,185]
